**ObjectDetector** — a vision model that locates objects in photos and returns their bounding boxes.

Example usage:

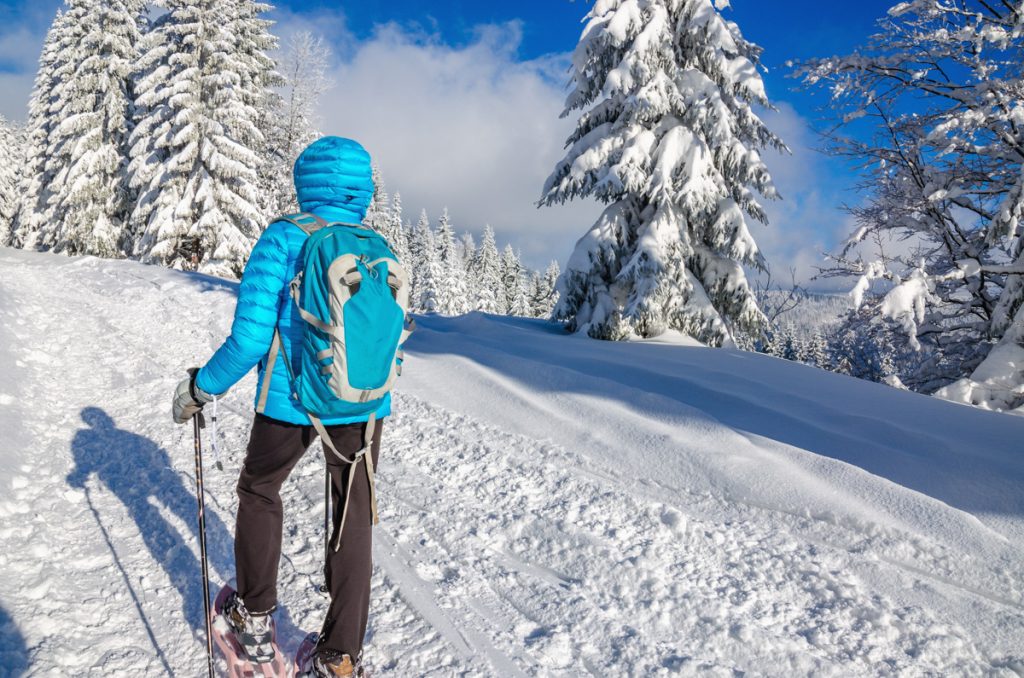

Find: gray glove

[172,367,215,424]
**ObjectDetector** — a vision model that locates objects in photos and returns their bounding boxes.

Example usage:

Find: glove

[172,367,215,424]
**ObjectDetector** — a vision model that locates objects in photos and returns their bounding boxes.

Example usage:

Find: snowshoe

[211,584,289,677]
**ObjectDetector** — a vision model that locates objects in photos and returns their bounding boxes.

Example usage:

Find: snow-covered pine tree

[458,232,478,305]
[0,116,25,245]
[235,0,281,218]
[128,0,274,277]
[540,0,784,344]
[433,208,471,315]
[378,190,409,269]
[527,271,545,318]
[31,5,97,251]
[471,224,502,313]
[779,326,798,362]
[500,244,530,316]
[14,9,75,250]
[364,164,390,234]
[409,210,440,312]
[459,232,477,270]
[798,1,1024,409]
[808,330,829,369]
[44,0,144,258]
[531,260,561,318]
[261,29,330,216]
[417,238,441,314]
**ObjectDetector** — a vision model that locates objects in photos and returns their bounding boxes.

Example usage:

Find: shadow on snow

[0,604,28,677]
[407,312,1024,521]
[65,407,302,670]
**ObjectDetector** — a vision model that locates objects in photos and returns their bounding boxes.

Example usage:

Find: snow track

[1,249,1023,676]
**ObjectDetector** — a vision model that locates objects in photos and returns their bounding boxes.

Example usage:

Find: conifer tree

[458,232,478,306]
[501,244,530,316]
[531,260,561,318]
[385,191,410,267]
[417,230,441,314]
[526,271,545,318]
[541,0,784,344]
[0,117,24,245]
[408,210,438,312]
[30,6,96,251]
[472,225,501,313]
[808,330,829,369]
[129,0,275,276]
[434,208,470,315]
[459,232,477,271]
[45,0,144,257]
[781,327,799,362]
[15,9,75,250]
[365,164,390,234]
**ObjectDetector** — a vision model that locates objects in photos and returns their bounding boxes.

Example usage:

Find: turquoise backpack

[259,212,414,548]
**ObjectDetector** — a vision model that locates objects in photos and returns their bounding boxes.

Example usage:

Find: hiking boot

[221,591,276,664]
[311,649,364,677]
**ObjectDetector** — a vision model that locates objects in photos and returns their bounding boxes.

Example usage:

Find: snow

[937,319,1024,415]
[1,248,1023,675]
[879,269,932,352]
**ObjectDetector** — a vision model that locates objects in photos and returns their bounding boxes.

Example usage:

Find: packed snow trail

[1,248,1023,676]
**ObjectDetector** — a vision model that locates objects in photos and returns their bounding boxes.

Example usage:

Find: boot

[220,591,276,664]
[311,649,364,677]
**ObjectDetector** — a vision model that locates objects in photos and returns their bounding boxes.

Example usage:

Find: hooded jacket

[195,137,389,425]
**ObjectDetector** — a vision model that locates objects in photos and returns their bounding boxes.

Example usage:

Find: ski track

[1,250,1023,677]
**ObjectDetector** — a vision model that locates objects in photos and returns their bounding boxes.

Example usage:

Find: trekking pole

[321,464,330,594]
[193,412,216,678]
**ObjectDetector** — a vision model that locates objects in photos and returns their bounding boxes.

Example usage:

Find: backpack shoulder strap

[277,212,328,235]
[278,214,376,236]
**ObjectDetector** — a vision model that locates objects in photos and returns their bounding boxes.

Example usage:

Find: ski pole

[193,412,215,678]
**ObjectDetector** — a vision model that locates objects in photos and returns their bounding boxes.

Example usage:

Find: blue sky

[0,0,901,288]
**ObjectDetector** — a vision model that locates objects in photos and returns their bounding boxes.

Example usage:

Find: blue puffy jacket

[195,137,390,425]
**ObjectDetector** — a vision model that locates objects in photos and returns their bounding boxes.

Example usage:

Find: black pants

[235,413,382,657]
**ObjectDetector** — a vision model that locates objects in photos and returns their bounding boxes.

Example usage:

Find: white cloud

[304,20,602,271]
[0,71,34,122]
[753,102,859,291]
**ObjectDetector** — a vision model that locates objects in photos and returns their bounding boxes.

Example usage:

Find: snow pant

[235,412,383,657]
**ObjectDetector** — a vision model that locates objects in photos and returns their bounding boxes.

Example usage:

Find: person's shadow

[67,409,236,648]
[66,407,304,668]
[0,604,28,677]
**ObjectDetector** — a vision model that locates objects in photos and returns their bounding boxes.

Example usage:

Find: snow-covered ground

[1,247,1022,677]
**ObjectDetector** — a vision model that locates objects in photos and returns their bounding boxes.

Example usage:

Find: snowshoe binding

[211,584,289,677]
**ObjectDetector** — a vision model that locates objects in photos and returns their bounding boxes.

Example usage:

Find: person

[172,136,387,678]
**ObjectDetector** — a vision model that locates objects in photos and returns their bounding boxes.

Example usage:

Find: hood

[293,136,374,223]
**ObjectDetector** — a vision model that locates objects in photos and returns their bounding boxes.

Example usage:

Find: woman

[172,136,388,677]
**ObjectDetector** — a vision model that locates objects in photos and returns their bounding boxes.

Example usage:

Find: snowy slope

[0,248,1022,677]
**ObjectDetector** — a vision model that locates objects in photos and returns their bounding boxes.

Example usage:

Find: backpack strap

[277,212,374,235]
[307,411,380,554]
[257,320,380,549]
[277,212,327,235]
[255,328,283,414]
